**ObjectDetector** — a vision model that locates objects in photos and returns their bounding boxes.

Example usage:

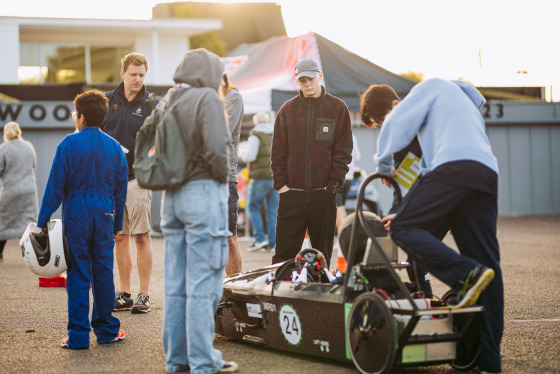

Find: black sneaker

[219,361,239,373]
[261,245,275,253]
[448,265,495,309]
[113,291,133,311]
[131,293,151,314]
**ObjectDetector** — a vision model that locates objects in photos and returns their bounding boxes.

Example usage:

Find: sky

[1,0,559,101]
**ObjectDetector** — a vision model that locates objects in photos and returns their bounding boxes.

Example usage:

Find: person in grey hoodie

[371,79,503,374]
[159,49,238,374]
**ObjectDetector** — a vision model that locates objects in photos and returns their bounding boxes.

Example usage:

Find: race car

[215,173,482,374]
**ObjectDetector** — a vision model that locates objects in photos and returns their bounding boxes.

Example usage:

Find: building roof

[1,16,221,38]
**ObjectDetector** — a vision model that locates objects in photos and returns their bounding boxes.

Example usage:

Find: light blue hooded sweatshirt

[374,78,498,176]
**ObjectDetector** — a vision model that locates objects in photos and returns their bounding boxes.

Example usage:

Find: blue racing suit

[38,127,128,349]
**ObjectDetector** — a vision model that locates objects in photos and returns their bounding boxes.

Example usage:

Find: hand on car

[381,213,397,232]
[381,167,398,188]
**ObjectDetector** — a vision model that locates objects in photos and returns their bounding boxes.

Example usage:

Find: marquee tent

[223,32,417,114]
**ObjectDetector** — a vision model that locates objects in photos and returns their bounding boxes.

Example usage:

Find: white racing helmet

[20,219,69,277]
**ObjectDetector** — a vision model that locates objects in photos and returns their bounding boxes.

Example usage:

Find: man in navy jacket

[102,52,156,314]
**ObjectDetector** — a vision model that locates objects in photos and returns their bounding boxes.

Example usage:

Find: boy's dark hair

[360,84,400,128]
[73,90,109,128]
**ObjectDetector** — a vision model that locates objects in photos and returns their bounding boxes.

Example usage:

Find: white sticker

[313,339,330,352]
[279,304,302,345]
[246,303,262,318]
[323,126,329,132]
[234,321,246,332]
[263,302,276,312]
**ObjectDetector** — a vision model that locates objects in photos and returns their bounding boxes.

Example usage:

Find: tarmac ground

[1,215,559,373]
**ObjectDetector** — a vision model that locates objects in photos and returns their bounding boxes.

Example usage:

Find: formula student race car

[215,174,483,374]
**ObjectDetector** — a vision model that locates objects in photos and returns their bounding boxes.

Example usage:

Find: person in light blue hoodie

[369,79,503,374]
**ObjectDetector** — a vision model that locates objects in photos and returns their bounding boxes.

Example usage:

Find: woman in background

[0,121,38,260]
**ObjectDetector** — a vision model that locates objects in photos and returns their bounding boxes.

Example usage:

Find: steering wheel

[294,248,328,283]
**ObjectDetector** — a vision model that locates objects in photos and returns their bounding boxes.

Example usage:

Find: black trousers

[273,189,337,267]
[391,174,503,373]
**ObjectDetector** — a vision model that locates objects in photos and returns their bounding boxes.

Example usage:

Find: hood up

[173,48,225,91]
[452,80,486,109]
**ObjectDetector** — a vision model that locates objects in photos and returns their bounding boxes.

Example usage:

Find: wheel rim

[347,293,396,374]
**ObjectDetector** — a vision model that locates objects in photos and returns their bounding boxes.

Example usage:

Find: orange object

[301,230,311,251]
[335,245,347,273]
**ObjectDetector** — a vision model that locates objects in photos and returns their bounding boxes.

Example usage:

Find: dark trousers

[391,174,503,372]
[273,189,337,267]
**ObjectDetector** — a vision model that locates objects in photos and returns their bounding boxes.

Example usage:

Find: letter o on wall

[54,105,71,121]
[30,105,46,121]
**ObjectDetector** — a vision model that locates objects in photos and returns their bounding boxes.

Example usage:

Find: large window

[19,43,132,84]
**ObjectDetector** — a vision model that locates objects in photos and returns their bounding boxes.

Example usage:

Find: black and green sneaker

[113,291,133,311]
[448,265,495,309]
[131,293,151,314]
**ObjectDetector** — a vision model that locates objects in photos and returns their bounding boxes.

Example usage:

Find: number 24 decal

[482,103,504,119]
[283,315,300,335]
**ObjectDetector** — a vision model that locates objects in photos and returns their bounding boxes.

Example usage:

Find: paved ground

[1,215,559,373]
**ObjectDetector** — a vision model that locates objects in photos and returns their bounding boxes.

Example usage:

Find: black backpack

[133,89,193,190]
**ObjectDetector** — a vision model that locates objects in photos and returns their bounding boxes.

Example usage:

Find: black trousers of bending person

[273,189,337,268]
[390,163,503,373]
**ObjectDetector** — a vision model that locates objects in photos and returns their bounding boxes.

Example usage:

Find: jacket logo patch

[113,104,117,109]
[323,127,329,132]
[132,107,143,117]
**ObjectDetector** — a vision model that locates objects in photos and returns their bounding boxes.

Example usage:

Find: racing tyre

[442,290,481,371]
[347,293,396,374]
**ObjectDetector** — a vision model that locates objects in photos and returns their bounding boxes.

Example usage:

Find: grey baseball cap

[295,58,321,80]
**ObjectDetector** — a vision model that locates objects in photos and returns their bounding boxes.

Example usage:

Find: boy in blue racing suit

[37,90,128,349]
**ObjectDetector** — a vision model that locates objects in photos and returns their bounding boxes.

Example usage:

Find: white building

[0,16,222,86]
[0,16,222,230]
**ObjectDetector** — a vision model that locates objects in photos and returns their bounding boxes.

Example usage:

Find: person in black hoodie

[103,52,156,314]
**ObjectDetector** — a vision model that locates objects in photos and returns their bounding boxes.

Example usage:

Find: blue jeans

[247,179,279,247]
[161,180,230,374]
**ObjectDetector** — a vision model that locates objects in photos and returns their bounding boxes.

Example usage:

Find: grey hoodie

[161,49,230,184]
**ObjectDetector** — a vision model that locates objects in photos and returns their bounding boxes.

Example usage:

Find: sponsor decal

[263,302,276,312]
[246,303,262,318]
[234,321,246,333]
[313,339,330,353]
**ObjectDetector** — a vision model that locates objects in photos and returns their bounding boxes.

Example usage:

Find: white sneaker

[247,240,268,252]
[219,361,239,373]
